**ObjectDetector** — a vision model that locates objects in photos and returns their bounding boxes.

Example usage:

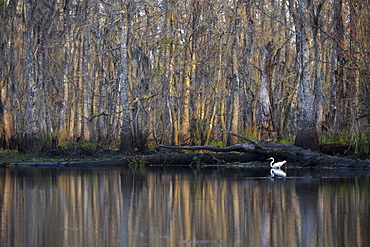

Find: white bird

[267,157,286,169]
[270,168,287,178]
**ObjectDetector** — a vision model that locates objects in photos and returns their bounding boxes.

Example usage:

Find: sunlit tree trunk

[229,37,240,145]
[82,33,93,140]
[59,28,70,139]
[218,42,227,144]
[62,0,78,141]
[0,3,14,149]
[35,29,46,137]
[81,0,93,140]
[181,65,191,143]
[70,38,80,140]
[204,101,217,146]
[180,0,199,144]
[0,80,12,149]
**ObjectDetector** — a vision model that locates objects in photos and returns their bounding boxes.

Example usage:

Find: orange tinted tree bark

[0,1,15,149]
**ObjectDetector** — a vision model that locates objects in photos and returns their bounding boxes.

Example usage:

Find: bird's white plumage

[267,157,286,169]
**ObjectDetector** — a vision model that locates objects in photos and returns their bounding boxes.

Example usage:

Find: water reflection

[0,167,369,247]
[270,168,287,177]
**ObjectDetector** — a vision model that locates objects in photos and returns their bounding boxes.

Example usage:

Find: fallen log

[1,152,261,167]
[159,143,257,152]
[159,140,370,169]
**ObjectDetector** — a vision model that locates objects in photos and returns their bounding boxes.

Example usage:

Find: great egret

[270,168,287,178]
[267,157,286,169]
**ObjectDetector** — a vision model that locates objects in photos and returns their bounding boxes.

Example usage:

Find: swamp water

[0,166,369,247]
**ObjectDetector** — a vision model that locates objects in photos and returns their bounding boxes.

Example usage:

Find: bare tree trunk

[259,41,274,139]
[25,0,38,142]
[81,0,93,141]
[0,5,14,149]
[312,2,324,139]
[96,1,107,144]
[119,2,134,152]
[0,80,12,149]
[35,29,46,138]
[293,0,319,151]
[168,50,179,145]
[181,0,199,144]
[349,2,361,136]
[71,56,80,140]
[330,0,345,131]
[59,28,70,138]
[82,31,93,140]
[242,1,255,131]
[167,0,179,145]
[229,37,240,145]
[276,1,290,139]
[204,101,217,146]
[181,65,191,143]
[217,39,227,144]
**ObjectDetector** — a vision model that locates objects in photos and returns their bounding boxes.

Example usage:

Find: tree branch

[159,143,257,152]
[221,129,259,145]
[76,112,109,122]
[255,3,299,36]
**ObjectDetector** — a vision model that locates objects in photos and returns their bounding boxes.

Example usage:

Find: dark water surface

[0,166,369,247]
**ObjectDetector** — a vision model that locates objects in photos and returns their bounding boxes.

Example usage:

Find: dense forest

[0,0,369,153]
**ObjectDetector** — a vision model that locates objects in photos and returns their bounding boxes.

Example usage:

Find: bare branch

[77,112,109,122]
[254,3,299,36]
[221,129,259,145]
[159,143,256,152]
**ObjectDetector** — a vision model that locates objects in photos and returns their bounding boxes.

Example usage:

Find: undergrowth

[320,131,370,153]
[0,150,64,163]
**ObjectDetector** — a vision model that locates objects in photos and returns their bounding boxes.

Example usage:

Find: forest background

[0,0,370,154]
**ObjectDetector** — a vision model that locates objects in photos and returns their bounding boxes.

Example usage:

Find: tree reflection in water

[0,167,369,247]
